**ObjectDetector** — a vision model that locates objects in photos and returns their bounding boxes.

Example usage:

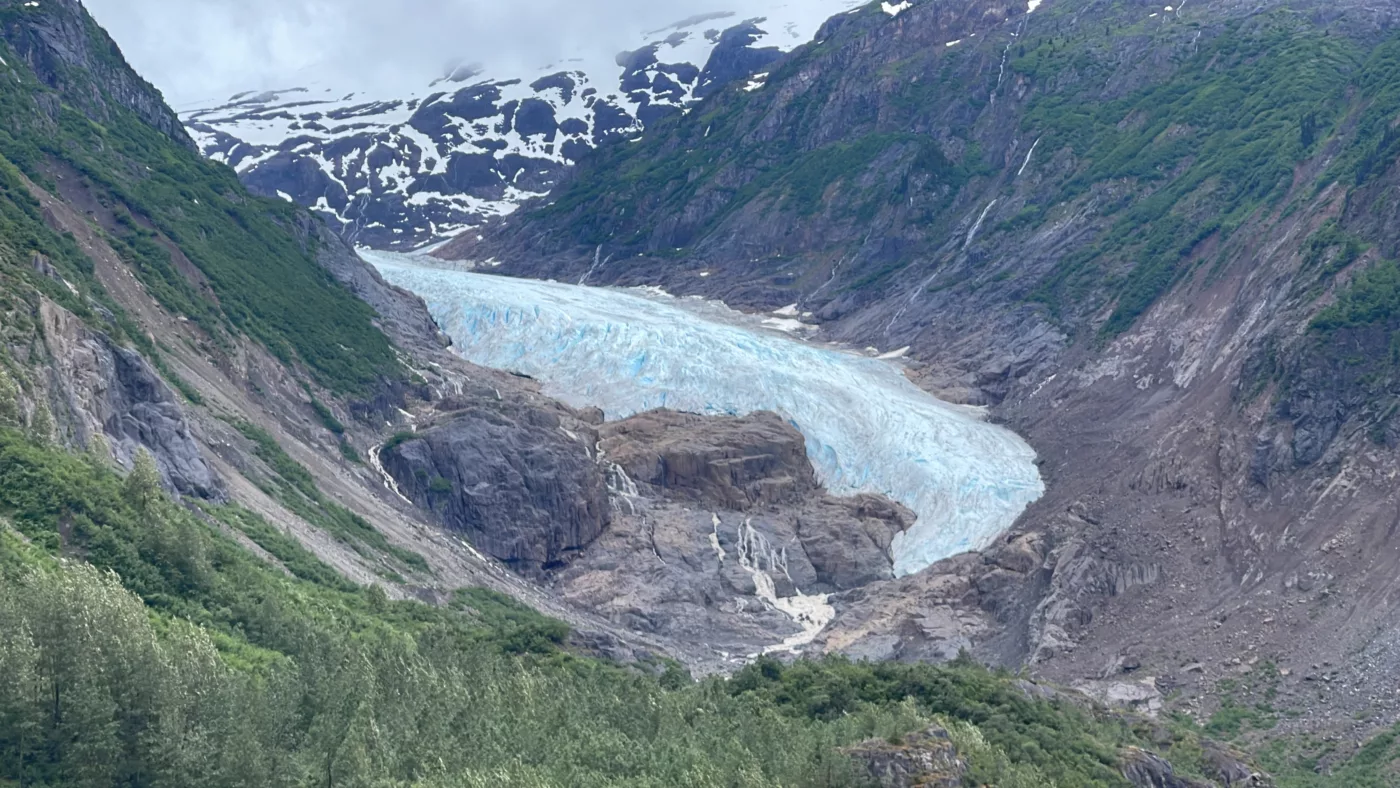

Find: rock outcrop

[0,0,194,148]
[845,725,967,788]
[377,403,608,575]
[37,300,223,500]
[814,530,1050,664]
[1121,747,1215,788]
[599,409,816,509]
[552,409,912,656]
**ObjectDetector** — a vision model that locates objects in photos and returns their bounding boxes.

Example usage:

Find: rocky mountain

[9,0,1400,781]
[0,0,1021,671]
[180,0,863,250]
[448,0,1400,743]
[0,0,703,661]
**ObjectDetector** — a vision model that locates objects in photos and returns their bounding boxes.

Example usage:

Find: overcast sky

[83,0,682,106]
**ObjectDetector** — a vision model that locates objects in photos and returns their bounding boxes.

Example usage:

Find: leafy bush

[1313,259,1400,334]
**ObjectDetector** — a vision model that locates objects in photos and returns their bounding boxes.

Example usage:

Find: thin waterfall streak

[1017,137,1041,178]
[993,17,1029,99]
[579,245,603,285]
[965,200,998,249]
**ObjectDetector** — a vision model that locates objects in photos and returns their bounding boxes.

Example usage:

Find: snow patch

[882,0,913,17]
[762,316,817,335]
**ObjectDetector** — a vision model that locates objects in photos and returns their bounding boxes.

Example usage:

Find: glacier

[366,251,1044,576]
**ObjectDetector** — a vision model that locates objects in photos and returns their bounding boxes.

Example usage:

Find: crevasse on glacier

[366,251,1045,576]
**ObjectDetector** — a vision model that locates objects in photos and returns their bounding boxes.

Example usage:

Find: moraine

[366,250,1044,576]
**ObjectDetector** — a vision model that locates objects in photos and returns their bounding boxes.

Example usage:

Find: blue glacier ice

[366,251,1044,576]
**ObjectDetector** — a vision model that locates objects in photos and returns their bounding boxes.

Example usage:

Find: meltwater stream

[366,251,1044,576]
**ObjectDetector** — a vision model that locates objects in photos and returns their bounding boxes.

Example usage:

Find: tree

[123,448,161,512]
[1301,111,1319,149]
[0,596,41,788]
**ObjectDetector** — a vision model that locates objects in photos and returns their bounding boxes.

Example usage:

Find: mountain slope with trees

[453,0,1400,751]
[4,0,1400,785]
[0,1,1321,786]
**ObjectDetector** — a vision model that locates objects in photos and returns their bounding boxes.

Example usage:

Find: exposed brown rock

[599,409,817,509]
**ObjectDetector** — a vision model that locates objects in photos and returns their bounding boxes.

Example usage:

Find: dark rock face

[694,22,783,99]
[1121,747,1209,788]
[38,301,223,500]
[0,0,194,148]
[105,346,223,500]
[378,406,609,574]
[1120,747,1222,788]
[798,494,910,590]
[845,725,967,788]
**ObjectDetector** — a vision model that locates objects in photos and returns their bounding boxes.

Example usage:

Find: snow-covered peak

[183,0,865,250]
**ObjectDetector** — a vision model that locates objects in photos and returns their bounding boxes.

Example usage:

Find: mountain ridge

[179,0,864,249]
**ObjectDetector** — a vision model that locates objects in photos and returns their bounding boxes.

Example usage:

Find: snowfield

[182,0,866,250]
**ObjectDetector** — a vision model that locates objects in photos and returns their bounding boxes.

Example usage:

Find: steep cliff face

[377,404,611,575]
[448,0,1400,727]
[0,0,192,148]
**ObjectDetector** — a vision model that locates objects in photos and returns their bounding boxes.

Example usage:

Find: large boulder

[599,409,817,509]
[377,403,608,575]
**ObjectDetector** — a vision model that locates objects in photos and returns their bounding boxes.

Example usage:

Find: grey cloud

[83,0,689,105]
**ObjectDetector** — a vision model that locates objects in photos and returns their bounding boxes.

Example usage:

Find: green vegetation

[0,425,1270,787]
[1023,18,1359,334]
[233,420,429,574]
[729,655,1151,786]
[310,396,347,436]
[0,13,403,397]
[1261,722,1400,788]
[0,428,1104,787]
[1300,220,1368,293]
[1313,259,1400,336]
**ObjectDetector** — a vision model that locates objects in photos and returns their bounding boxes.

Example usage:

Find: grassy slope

[0,2,402,397]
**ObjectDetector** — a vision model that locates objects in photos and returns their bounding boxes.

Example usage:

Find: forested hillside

[3,432,1400,785]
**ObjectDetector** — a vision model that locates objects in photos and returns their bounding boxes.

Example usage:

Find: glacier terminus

[367,251,1045,576]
